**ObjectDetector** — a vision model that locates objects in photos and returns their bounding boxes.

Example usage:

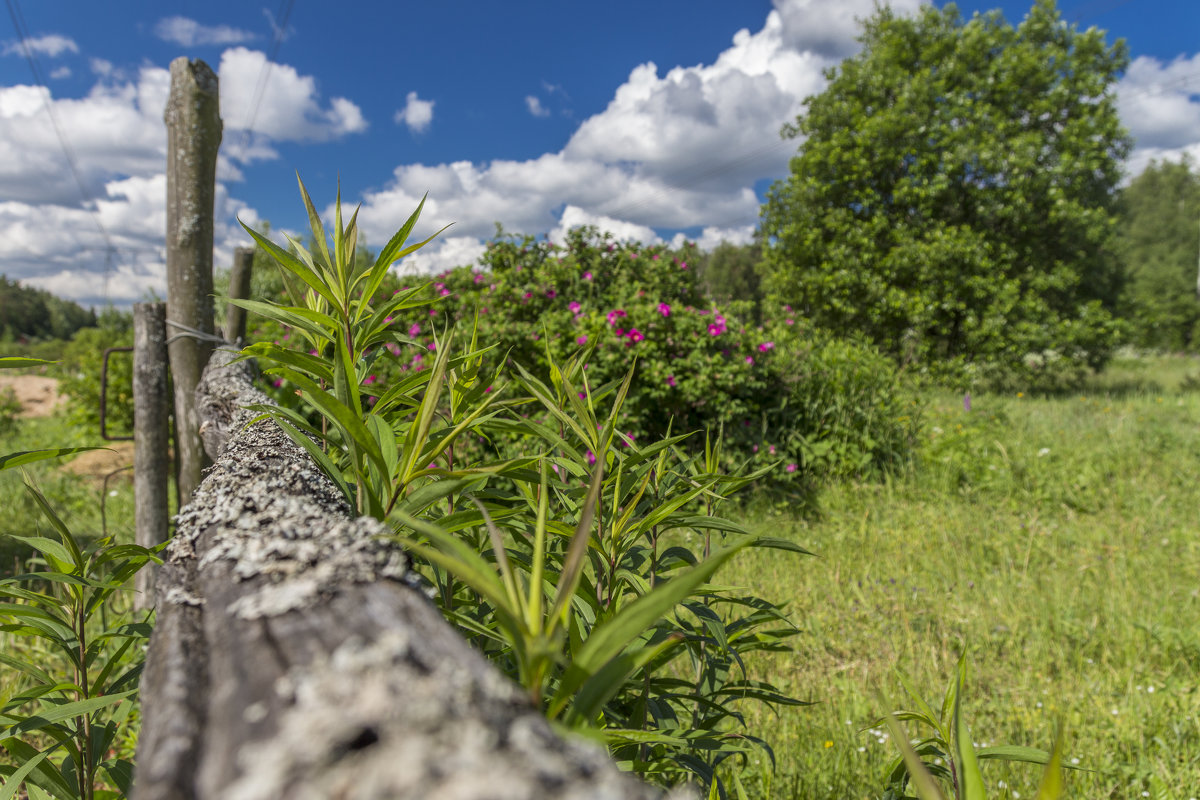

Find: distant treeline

[0,275,98,342]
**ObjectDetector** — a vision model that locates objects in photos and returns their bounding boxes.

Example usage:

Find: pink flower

[708,324,722,336]
[606,309,627,325]
[409,322,421,337]
[586,450,596,466]
[786,463,797,473]
[429,308,437,316]
[272,378,283,388]
[758,341,775,352]
[428,341,437,351]
[569,301,581,314]
[630,252,638,259]
[745,356,754,365]
[546,289,557,299]
[680,261,688,270]
[785,318,794,326]
[628,328,644,343]
[769,445,776,455]
[576,335,588,345]
[652,254,660,260]
[658,303,671,317]
[523,292,532,300]
[583,271,593,280]
[440,288,451,296]
[364,374,378,385]
[614,327,625,337]
[667,375,677,387]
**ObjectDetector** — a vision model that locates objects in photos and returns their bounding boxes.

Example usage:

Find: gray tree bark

[164,57,221,507]
[133,302,169,611]
[132,348,666,800]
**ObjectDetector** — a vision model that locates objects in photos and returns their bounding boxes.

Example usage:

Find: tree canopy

[0,275,97,342]
[761,0,1131,385]
[1116,158,1200,351]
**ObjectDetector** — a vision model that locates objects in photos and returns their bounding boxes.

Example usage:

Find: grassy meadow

[2,354,1199,797]
[728,354,1200,798]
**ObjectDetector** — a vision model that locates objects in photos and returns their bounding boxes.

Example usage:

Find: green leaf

[0,738,73,800]
[0,741,53,800]
[549,538,752,718]
[0,357,55,369]
[0,448,105,473]
[880,710,949,800]
[0,690,136,739]
[297,174,335,284]
[1034,730,1065,800]
[951,654,986,800]
[227,299,337,344]
[20,481,84,572]
[239,219,341,310]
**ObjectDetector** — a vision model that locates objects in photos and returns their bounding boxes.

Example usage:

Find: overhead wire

[234,0,296,162]
[4,0,125,299]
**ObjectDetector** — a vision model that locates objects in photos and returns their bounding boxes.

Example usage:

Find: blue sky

[1,0,1197,307]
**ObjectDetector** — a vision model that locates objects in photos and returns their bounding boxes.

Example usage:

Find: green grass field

[2,354,1198,798]
[727,354,1200,798]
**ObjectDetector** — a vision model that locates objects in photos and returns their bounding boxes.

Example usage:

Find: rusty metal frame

[100,346,135,441]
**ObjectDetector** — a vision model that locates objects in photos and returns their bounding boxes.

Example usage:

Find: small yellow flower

[824,740,834,748]
[1017,392,1024,398]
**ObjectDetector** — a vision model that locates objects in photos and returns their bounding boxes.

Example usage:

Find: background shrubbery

[350,228,920,496]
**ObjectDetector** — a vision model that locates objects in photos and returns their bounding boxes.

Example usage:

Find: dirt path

[0,373,67,418]
[1,374,138,483]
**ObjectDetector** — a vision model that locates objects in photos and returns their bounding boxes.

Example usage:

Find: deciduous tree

[761,0,1130,385]
[1117,157,1200,350]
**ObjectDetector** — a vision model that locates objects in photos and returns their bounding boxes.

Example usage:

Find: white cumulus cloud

[525,95,550,117]
[153,17,256,47]
[3,34,78,58]
[354,0,874,276]
[0,47,357,306]
[395,91,434,134]
[1118,53,1200,176]
[219,47,367,153]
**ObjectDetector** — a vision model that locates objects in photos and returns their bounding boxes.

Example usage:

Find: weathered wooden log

[133,347,665,800]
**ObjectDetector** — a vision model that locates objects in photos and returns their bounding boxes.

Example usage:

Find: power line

[235,0,296,161]
[4,0,125,294]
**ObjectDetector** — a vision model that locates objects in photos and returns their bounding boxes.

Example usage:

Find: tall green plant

[397,348,807,794]
[237,181,806,795]
[877,653,1071,800]
[0,357,158,800]
[231,176,507,519]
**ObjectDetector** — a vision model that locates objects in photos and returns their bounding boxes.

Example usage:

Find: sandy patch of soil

[61,441,137,484]
[0,374,66,418]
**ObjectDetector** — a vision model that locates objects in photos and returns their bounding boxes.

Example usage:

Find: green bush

[235,183,806,794]
[57,311,134,436]
[365,228,919,491]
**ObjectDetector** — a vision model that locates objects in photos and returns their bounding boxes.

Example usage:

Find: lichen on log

[132,348,665,800]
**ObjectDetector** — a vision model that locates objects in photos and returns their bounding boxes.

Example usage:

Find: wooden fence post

[224,246,254,344]
[133,303,169,611]
[165,57,222,507]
